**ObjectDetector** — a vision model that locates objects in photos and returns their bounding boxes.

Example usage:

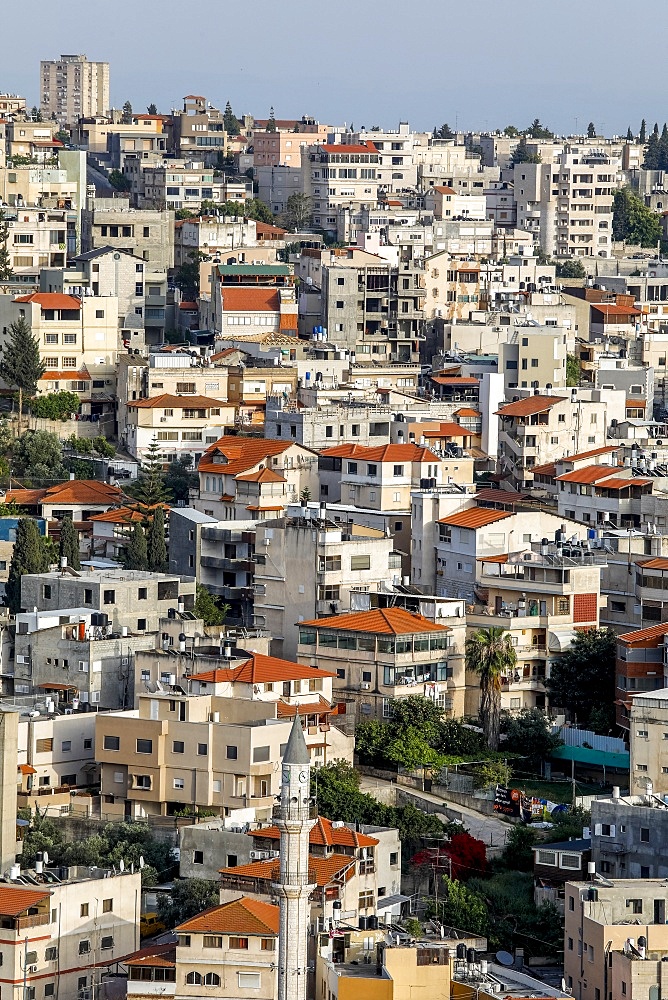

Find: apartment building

[318,937,453,1000]
[470,542,605,712]
[168,95,227,163]
[256,163,305,215]
[497,390,623,491]
[307,141,380,234]
[253,129,309,168]
[614,625,668,732]
[499,327,569,391]
[94,685,349,820]
[564,877,668,1000]
[70,113,166,155]
[0,868,140,1000]
[195,437,318,521]
[40,54,109,122]
[297,607,467,723]
[0,205,75,279]
[556,463,656,528]
[16,710,98,800]
[591,788,668,879]
[20,568,196,631]
[626,687,668,792]
[595,357,654,419]
[140,160,250,212]
[514,145,621,259]
[125,394,235,464]
[202,263,298,341]
[174,215,258,267]
[81,195,174,273]
[318,442,448,509]
[251,514,398,659]
[0,148,87,215]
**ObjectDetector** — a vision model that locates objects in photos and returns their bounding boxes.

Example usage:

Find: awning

[18,764,36,775]
[548,627,576,652]
[38,683,78,691]
[377,894,411,911]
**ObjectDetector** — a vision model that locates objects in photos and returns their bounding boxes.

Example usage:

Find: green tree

[435,717,486,756]
[626,126,634,142]
[124,523,148,571]
[435,878,487,935]
[556,258,586,278]
[108,169,132,192]
[511,137,541,164]
[0,317,46,429]
[504,125,520,137]
[0,210,13,280]
[147,103,158,115]
[523,118,553,139]
[30,106,43,122]
[466,627,516,750]
[547,628,616,726]
[12,430,65,482]
[58,513,80,571]
[475,759,513,789]
[147,506,168,572]
[502,708,562,774]
[640,119,647,144]
[384,726,445,772]
[613,187,662,247]
[6,518,50,612]
[587,122,596,138]
[223,101,241,136]
[129,438,171,506]
[157,879,219,928]
[265,107,277,133]
[174,249,205,298]
[193,585,229,626]
[282,193,312,231]
[434,123,454,140]
[122,101,133,124]
[244,198,274,224]
[389,695,444,734]
[164,456,197,503]
[566,354,580,386]
[30,390,81,420]
[500,825,539,872]
[92,435,115,458]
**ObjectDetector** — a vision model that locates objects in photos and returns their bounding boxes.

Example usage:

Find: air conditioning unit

[28,966,38,974]
[361,682,371,690]
[250,850,271,861]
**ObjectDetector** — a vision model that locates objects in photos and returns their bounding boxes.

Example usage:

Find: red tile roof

[275,696,333,718]
[595,476,652,490]
[433,186,457,195]
[0,887,51,916]
[253,815,378,849]
[527,462,557,478]
[590,303,641,317]
[618,622,668,644]
[319,143,378,154]
[88,504,168,524]
[234,467,286,483]
[190,652,335,685]
[124,944,176,969]
[39,480,124,506]
[14,293,81,310]
[219,853,356,888]
[496,395,567,417]
[301,607,449,635]
[5,488,47,506]
[454,408,481,417]
[319,443,438,463]
[176,896,279,935]
[198,438,299,476]
[477,553,510,563]
[556,465,623,485]
[559,446,619,463]
[40,369,90,381]
[128,393,225,410]
[438,507,513,529]
[422,422,468,438]
[221,288,280,312]
[431,376,480,386]
[637,558,668,571]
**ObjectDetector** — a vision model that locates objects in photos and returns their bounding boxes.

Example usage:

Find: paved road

[359,774,511,849]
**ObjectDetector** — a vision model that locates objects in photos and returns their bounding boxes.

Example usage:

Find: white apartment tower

[40,54,110,123]
[273,714,316,1000]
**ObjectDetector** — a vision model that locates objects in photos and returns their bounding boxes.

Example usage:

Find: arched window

[186,971,202,985]
[204,972,221,986]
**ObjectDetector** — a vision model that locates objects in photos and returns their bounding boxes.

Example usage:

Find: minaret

[272,713,316,1000]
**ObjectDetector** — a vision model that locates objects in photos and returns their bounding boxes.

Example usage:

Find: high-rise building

[272,714,316,1000]
[40,54,109,123]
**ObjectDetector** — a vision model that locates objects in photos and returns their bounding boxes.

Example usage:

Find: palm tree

[465,627,517,750]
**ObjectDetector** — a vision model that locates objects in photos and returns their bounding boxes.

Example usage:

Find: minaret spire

[273,712,316,1000]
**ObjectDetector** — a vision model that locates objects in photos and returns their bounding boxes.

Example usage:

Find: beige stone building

[40,54,110,123]
[125,394,236,465]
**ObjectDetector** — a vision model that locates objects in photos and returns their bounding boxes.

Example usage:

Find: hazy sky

[5,0,668,136]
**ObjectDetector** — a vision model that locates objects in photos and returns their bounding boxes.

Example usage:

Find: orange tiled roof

[433,186,457,195]
[0,887,51,916]
[252,815,378,849]
[124,944,176,968]
[477,553,510,563]
[559,445,619,463]
[129,393,224,410]
[5,488,47,505]
[637,557,668,571]
[40,369,90,381]
[275,696,332,718]
[529,462,557,478]
[198,438,299,476]
[14,293,81,310]
[190,652,335,685]
[221,287,280,312]
[590,303,641,317]
[219,853,356,888]
[556,465,623,485]
[88,504,168,524]
[176,897,279,935]
[438,507,513,529]
[431,376,480,386]
[319,443,438,463]
[300,607,449,635]
[596,476,652,489]
[40,480,124,505]
[454,407,481,417]
[423,422,468,438]
[319,143,378,154]
[496,395,567,417]
[234,467,285,483]
[619,622,668,644]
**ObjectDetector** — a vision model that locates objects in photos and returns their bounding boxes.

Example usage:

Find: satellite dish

[43,851,49,865]
[119,859,125,872]
[139,856,145,870]
[496,951,514,967]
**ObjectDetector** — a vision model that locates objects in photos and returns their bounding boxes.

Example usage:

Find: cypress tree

[124,523,148,571]
[131,438,171,506]
[147,506,168,572]
[639,119,647,144]
[0,317,46,431]
[6,518,46,613]
[626,126,633,142]
[58,514,80,571]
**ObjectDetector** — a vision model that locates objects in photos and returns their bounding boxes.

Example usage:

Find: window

[197,743,208,756]
[393,465,404,476]
[640,827,650,842]
[193,851,204,865]
[204,973,221,986]
[79,940,91,955]
[103,589,115,605]
[238,973,261,989]
[253,745,270,762]
[351,554,371,571]
[138,587,147,600]
[203,935,223,948]
[84,589,93,604]
[359,890,374,909]
[537,850,557,866]
[36,738,53,753]
[229,937,249,949]
[101,935,113,950]
[173,740,184,754]
[627,899,643,913]
[43,585,52,599]
[45,946,57,962]
[173,778,185,790]
[568,895,575,911]
[226,745,238,759]
[134,775,151,789]
[103,736,120,751]
[80,903,89,917]
[136,739,153,754]
[186,972,202,985]
[45,986,55,997]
